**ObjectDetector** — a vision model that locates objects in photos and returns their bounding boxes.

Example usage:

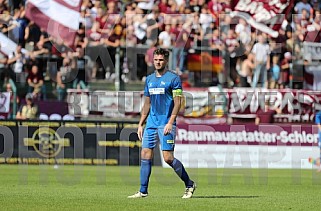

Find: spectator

[145,41,158,75]
[145,7,162,43]
[56,57,72,101]
[279,52,292,88]
[251,34,270,88]
[97,8,111,32]
[3,7,28,47]
[294,8,311,32]
[199,6,213,34]
[159,0,170,14]
[2,9,21,44]
[189,0,203,13]
[235,18,251,45]
[255,100,277,125]
[5,82,19,119]
[239,53,254,87]
[124,25,137,47]
[158,24,172,49]
[190,13,204,47]
[270,56,280,89]
[210,28,224,51]
[24,52,39,73]
[124,3,136,15]
[224,29,239,86]
[86,22,104,46]
[79,7,93,30]
[104,24,123,80]
[106,1,118,14]
[71,47,94,88]
[294,0,313,17]
[0,56,15,82]
[181,72,191,88]
[16,93,39,120]
[285,30,294,52]
[208,0,223,23]
[167,0,179,14]
[133,9,147,44]
[219,14,232,38]
[24,21,41,51]
[136,0,154,13]
[90,0,101,19]
[0,0,9,15]
[27,65,45,99]
[171,22,190,74]
[8,44,28,83]
[38,29,52,52]
[74,25,88,49]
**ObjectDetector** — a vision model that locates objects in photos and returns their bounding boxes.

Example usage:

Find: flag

[25,0,82,47]
[0,33,29,56]
[230,0,294,38]
[0,92,12,119]
[187,51,223,73]
[0,33,16,56]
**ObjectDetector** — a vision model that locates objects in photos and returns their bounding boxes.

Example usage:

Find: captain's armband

[173,89,183,98]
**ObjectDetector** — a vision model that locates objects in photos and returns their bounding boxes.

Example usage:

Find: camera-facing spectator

[251,33,271,88]
[27,65,45,100]
[16,93,39,120]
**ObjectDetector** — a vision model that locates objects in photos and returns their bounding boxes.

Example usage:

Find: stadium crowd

[0,0,320,104]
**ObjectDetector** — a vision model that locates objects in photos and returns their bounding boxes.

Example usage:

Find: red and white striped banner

[0,33,29,56]
[25,0,82,47]
[230,0,294,37]
[0,33,20,55]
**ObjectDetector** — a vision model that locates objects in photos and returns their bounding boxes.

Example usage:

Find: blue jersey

[315,111,321,146]
[315,111,321,126]
[144,70,182,127]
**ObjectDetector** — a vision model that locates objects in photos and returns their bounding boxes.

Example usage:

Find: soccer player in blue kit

[128,48,196,199]
[309,110,321,172]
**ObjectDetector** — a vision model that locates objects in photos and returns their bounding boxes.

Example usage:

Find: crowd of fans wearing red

[0,0,320,102]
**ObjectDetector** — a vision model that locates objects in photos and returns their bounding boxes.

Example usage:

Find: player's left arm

[164,77,183,135]
[164,94,182,135]
[316,112,321,131]
[168,93,182,124]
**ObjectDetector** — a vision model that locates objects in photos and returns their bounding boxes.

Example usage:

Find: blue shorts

[142,125,176,151]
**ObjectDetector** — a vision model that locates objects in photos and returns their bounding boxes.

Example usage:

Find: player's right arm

[316,112,321,131]
[137,96,150,140]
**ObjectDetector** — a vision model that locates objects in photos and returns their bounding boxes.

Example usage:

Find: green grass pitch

[1,165,321,210]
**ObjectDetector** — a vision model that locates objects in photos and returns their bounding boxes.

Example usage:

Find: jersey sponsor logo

[149,88,165,95]
[160,81,166,86]
[167,140,174,144]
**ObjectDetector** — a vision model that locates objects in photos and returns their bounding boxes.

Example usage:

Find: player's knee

[163,157,174,164]
[141,148,153,159]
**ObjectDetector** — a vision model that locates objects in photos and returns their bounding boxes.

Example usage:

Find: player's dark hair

[153,48,170,60]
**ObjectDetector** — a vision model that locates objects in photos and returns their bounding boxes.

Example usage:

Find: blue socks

[139,158,193,193]
[140,159,152,194]
[169,158,193,188]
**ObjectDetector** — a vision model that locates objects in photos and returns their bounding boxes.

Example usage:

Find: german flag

[187,50,223,73]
